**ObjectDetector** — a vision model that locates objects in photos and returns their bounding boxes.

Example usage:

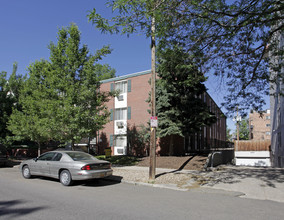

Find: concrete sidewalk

[108,165,284,203]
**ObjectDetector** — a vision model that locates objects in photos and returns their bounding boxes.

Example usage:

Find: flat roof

[100,70,151,83]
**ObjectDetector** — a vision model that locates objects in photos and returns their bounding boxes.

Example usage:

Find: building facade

[249,110,271,140]
[98,70,227,156]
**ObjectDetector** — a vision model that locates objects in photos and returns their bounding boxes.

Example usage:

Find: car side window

[53,153,62,161]
[38,152,56,161]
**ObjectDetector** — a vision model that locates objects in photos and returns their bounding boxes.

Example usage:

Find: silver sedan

[20,150,113,186]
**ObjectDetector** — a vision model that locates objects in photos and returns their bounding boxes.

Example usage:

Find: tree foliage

[0,63,25,145]
[88,0,158,37]
[158,0,283,115]
[88,0,284,115]
[238,117,250,140]
[127,124,150,156]
[156,45,216,154]
[226,128,233,142]
[8,24,115,154]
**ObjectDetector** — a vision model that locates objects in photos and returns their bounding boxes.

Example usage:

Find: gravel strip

[112,167,193,186]
[110,166,230,190]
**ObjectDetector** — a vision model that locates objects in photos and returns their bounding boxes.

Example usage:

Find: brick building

[98,70,227,156]
[249,110,271,140]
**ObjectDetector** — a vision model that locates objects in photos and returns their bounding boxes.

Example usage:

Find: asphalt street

[0,166,283,220]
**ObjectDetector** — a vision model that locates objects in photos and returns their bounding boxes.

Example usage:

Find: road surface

[0,166,283,220]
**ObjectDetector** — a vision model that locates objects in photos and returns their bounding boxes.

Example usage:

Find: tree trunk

[37,142,41,157]
[71,140,75,151]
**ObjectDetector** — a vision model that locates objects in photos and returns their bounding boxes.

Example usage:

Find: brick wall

[98,70,227,156]
[127,73,151,126]
[249,110,271,140]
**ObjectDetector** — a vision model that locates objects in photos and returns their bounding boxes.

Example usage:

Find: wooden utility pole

[149,15,156,181]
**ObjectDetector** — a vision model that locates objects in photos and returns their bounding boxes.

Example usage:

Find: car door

[35,152,57,176]
[48,153,63,178]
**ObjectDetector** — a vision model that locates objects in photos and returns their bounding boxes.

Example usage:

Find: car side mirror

[33,158,38,162]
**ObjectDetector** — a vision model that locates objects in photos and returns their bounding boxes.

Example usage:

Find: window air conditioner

[118,95,124,101]
[116,121,124,128]
[115,146,126,155]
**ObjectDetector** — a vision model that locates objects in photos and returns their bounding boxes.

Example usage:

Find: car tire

[22,165,31,179]
[60,170,73,186]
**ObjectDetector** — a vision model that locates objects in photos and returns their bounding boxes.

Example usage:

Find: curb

[105,176,188,191]
[105,176,248,197]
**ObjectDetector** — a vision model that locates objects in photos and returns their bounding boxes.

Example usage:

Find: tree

[96,64,116,81]
[226,128,233,142]
[8,60,59,155]
[238,118,249,140]
[89,0,283,115]
[0,63,25,145]
[127,124,150,156]
[155,0,284,115]
[156,45,216,155]
[8,24,115,155]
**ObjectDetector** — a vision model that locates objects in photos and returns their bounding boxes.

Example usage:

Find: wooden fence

[235,140,271,151]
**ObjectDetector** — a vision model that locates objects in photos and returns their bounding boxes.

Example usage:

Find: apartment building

[249,110,271,140]
[98,70,227,156]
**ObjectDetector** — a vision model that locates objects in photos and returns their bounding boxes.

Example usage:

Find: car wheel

[60,170,73,186]
[22,165,31,179]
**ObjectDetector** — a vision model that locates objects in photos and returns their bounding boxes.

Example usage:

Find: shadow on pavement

[201,167,284,188]
[0,160,22,169]
[76,175,123,187]
[155,156,196,178]
[30,175,123,187]
[0,199,47,218]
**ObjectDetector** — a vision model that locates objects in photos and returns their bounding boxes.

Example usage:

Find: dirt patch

[136,155,208,171]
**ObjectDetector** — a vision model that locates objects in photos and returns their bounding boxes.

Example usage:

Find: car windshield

[66,152,95,161]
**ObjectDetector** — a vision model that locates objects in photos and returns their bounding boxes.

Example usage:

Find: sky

[0,0,270,133]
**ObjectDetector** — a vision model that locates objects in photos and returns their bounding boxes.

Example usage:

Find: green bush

[96,155,140,166]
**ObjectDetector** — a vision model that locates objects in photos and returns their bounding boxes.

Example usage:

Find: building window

[115,81,127,93]
[266,124,271,127]
[115,108,127,120]
[266,116,271,120]
[266,131,271,136]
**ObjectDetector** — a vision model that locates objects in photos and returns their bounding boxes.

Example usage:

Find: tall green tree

[238,118,250,140]
[0,63,25,145]
[8,60,58,155]
[156,45,216,155]
[8,24,115,155]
